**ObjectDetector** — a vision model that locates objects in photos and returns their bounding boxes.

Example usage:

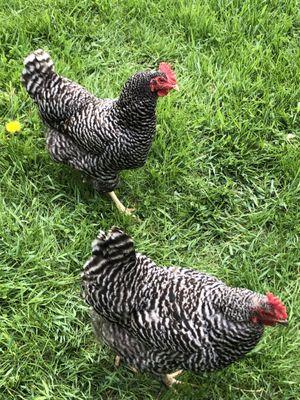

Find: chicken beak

[277,319,288,326]
[173,84,179,91]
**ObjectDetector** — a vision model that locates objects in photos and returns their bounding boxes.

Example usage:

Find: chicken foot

[162,370,183,387]
[114,355,138,373]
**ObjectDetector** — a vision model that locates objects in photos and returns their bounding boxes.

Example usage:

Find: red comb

[158,62,177,85]
[267,293,287,320]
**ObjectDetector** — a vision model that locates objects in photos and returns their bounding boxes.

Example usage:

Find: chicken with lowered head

[82,227,288,387]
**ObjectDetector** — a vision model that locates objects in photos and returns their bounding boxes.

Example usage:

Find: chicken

[82,227,288,387]
[21,50,178,214]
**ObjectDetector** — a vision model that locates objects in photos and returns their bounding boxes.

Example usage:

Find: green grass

[1,0,300,398]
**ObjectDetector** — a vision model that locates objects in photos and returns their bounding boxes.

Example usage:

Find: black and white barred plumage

[22,49,174,192]
[82,228,273,379]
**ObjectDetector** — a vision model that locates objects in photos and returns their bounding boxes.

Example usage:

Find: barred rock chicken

[82,227,288,387]
[21,50,178,214]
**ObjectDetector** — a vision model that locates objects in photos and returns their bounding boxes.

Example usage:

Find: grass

[0,0,299,398]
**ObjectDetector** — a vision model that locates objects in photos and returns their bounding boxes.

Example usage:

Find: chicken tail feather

[82,227,136,282]
[21,49,55,96]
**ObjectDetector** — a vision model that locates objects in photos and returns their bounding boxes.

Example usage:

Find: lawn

[0,0,299,399]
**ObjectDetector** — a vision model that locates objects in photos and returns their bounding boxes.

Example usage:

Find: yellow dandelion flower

[5,120,21,133]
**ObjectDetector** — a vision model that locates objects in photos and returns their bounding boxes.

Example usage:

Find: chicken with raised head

[82,227,288,387]
[21,50,178,214]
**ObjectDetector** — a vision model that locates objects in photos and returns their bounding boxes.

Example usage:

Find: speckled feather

[22,49,166,192]
[82,228,265,376]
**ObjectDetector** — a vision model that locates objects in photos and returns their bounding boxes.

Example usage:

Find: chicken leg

[114,355,121,368]
[108,192,135,215]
